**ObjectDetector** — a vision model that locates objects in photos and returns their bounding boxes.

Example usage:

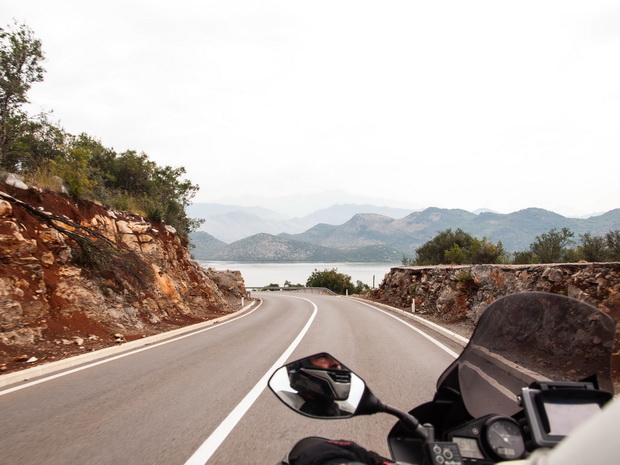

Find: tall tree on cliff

[0,22,45,167]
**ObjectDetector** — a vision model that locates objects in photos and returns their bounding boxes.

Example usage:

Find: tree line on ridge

[402,228,620,266]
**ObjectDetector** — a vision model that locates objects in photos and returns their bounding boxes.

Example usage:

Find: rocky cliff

[0,181,248,374]
[370,263,620,387]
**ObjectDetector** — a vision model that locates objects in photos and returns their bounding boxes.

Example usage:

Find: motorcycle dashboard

[447,415,525,463]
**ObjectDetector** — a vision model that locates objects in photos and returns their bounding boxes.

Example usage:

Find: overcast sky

[4,1,620,217]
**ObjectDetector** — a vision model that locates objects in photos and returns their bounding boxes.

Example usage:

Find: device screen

[543,401,601,436]
[452,436,484,459]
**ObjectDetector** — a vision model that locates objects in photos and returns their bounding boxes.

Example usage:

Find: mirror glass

[268,353,366,418]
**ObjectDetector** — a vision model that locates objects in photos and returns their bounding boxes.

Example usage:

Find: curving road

[0,293,462,464]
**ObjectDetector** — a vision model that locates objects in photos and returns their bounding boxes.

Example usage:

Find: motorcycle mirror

[269,353,430,439]
[268,353,367,419]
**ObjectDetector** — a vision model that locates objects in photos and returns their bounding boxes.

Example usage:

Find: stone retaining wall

[371,263,620,325]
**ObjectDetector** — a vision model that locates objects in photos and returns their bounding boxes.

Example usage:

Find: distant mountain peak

[472,208,498,215]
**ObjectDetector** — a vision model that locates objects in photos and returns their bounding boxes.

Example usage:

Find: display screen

[543,401,601,436]
[452,436,484,459]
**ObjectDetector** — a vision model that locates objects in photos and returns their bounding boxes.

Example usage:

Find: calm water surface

[198,261,400,288]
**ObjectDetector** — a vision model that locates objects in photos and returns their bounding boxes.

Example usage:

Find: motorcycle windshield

[437,292,615,418]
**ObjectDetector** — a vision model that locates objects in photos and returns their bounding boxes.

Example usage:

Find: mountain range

[186,203,413,243]
[188,204,620,262]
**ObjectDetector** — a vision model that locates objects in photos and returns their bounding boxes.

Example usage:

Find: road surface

[0,293,461,464]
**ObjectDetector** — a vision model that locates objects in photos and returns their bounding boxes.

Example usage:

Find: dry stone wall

[371,263,620,325]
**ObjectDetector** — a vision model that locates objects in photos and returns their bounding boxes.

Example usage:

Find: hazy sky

[4,1,620,217]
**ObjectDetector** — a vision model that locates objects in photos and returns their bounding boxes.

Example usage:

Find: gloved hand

[295,439,390,465]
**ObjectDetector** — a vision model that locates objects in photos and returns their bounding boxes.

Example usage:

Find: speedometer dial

[484,417,526,460]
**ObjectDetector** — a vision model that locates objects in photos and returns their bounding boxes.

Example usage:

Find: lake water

[197,261,400,288]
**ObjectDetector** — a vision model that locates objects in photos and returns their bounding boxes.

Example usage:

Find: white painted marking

[355,300,461,358]
[183,297,318,465]
[461,360,515,401]
[0,301,263,397]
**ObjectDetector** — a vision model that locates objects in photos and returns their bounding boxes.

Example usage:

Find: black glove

[295,439,389,465]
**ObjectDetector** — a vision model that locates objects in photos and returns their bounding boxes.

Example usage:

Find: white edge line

[183,296,318,465]
[0,302,263,396]
[347,297,469,346]
[355,300,461,359]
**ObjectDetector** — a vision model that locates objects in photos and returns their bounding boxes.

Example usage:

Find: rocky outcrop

[0,181,248,373]
[371,264,620,324]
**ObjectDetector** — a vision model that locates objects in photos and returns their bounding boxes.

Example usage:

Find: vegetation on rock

[0,22,201,238]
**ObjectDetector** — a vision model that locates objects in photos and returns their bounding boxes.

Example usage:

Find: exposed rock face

[371,264,620,321]
[0,182,248,373]
[370,263,620,388]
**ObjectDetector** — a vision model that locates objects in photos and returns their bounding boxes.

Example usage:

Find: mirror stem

[381,403,429,441]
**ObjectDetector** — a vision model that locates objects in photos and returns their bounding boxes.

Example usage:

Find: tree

[306,268,355,295]
[353,280,370,294]
[443,243,467,264]
[414,228,505,265]
[149,164,201,236]
[0,22,45,165]
[578,233,608,262]
[468,237,507,264]
[88,147,203,237]
[49,136,97,197]
[512,250,538,264]
[529,228,575,263]
[414,228,474,265]
[6,112,66,173]
[606,230,620,261]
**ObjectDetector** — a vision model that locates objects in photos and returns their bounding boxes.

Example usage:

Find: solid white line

[183,297,318,465]
[355,300,460,359]
[0,302,263,397]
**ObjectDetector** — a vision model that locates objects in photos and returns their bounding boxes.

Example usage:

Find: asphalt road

[0,293,461,464]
